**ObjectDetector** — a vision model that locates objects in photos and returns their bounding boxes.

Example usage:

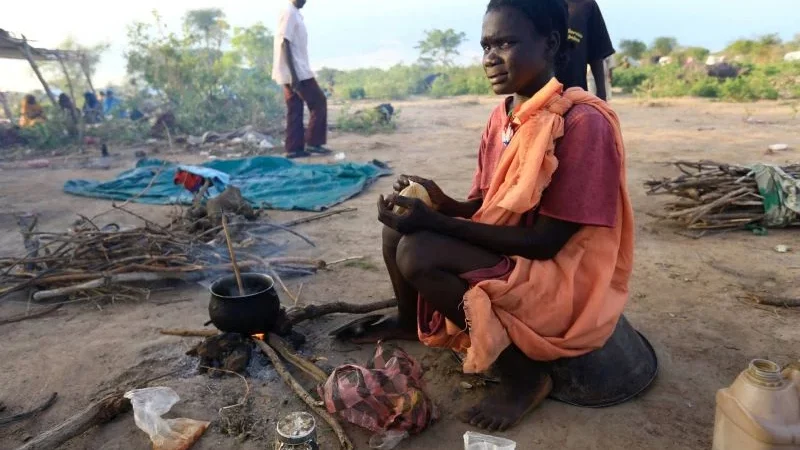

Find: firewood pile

[0,205,348,304]
[645,161,800,230]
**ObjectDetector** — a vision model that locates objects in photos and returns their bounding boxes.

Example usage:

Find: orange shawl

[420,79,634,374]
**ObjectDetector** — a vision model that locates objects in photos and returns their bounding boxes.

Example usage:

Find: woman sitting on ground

[19,94,46,128]
[359,0,634,432]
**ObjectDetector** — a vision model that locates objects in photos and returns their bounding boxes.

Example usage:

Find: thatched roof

[0,28,83,62]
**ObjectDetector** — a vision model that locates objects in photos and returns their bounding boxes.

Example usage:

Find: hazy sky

[2,0,797,92]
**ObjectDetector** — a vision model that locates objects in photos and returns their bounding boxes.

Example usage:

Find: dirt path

[0,96,798,450]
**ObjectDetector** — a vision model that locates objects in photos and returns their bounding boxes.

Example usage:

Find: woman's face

[481,7,557,96]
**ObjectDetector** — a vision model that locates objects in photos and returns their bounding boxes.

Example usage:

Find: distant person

[82,92,103,124]
[272,0,331,158]
[555,0,614,101]
[587,56,615,101]
[19,95,45,128]
[102,89,127,118]
[58,93,79,136]
[58,93,74,113]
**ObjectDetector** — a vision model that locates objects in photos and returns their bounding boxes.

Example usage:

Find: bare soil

[1,96,798,450]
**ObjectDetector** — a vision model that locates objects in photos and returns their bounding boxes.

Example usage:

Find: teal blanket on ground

[63,157,390,211]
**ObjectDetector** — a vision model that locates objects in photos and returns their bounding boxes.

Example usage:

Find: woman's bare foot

[458,345,552,431]
[458,371,552,431]
[346,315,419,344]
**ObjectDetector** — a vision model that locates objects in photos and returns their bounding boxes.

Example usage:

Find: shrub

[689,79,721,98]
[336,105,398,135]
[613,67,650,93]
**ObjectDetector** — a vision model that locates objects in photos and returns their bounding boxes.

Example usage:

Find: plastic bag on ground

[368,430,409,449]
[124,387,210,450]
[463,431,517,450]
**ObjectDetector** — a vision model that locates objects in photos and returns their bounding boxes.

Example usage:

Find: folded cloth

[319,343,438,435]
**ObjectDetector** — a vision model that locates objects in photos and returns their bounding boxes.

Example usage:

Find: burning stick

[254,338,353,450]
[220,214,245,296]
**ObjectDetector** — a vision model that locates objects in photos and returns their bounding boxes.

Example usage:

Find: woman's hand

[393,175,456,211]
[377,194,441,234]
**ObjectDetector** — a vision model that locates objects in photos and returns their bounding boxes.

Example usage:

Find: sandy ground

[1,95,799,450]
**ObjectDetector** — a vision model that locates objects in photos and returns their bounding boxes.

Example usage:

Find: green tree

[230,24,274,71]
[184,8,229,52]
[618,39,647,60]
[125,10,282,133]
[416,29,467,67]
[651,37,678,56]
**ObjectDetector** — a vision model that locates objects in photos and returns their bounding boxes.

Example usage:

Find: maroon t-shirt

[468,98,620,227]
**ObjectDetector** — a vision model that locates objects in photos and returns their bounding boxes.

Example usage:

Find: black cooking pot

[208,273,281,335]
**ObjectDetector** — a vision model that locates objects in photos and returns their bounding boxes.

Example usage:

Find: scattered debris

[125,387,210,450]
[185,125,276,155]
[645,161,800,230]
[768,143,789,152]
[464,431,517,450]
[0,206,328,304]
[774,245,791,253]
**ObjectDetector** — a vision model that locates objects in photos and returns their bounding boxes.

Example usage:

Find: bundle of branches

[0,205,327,304]
[645,161,800,230]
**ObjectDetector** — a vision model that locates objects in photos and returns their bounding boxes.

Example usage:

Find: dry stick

[0,304,62,327]
[15,369,180,450]
[199,366,251,427]
[748,295,800,308]
[29,266,258,302]
[159,298,399,338]
[267,333,328,383]
[294,283,304,306]
[270,268,297,304]
[254,339,353,450]
[15,394,131,450]
[0,393,58,426]
[160,329,220,337]
[326,256,365,266]
[687,187,752,225]
[248,223,316,247]
[286,298,397,325]
[280,208,358,227]
[221,215,245,296]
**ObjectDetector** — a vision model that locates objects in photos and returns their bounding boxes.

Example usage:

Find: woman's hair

[25,94,36,104]
[486,0,570,68]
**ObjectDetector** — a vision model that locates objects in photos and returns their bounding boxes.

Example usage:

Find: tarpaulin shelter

[0,28,95,123]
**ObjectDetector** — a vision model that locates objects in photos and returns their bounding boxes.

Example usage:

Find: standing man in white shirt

[272,0,331,158]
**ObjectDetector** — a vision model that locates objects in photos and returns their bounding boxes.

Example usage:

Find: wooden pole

[0,92,14,123]
[55,54,81,141]
[21,37,57,107]
[79,55,96,95]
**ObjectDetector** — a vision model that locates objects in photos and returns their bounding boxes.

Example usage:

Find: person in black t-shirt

[556,0,615,100]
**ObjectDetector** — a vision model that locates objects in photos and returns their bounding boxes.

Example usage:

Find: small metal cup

[275,412,318,450]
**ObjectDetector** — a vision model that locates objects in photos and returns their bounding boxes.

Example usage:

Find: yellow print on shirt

[567,29,583,44]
